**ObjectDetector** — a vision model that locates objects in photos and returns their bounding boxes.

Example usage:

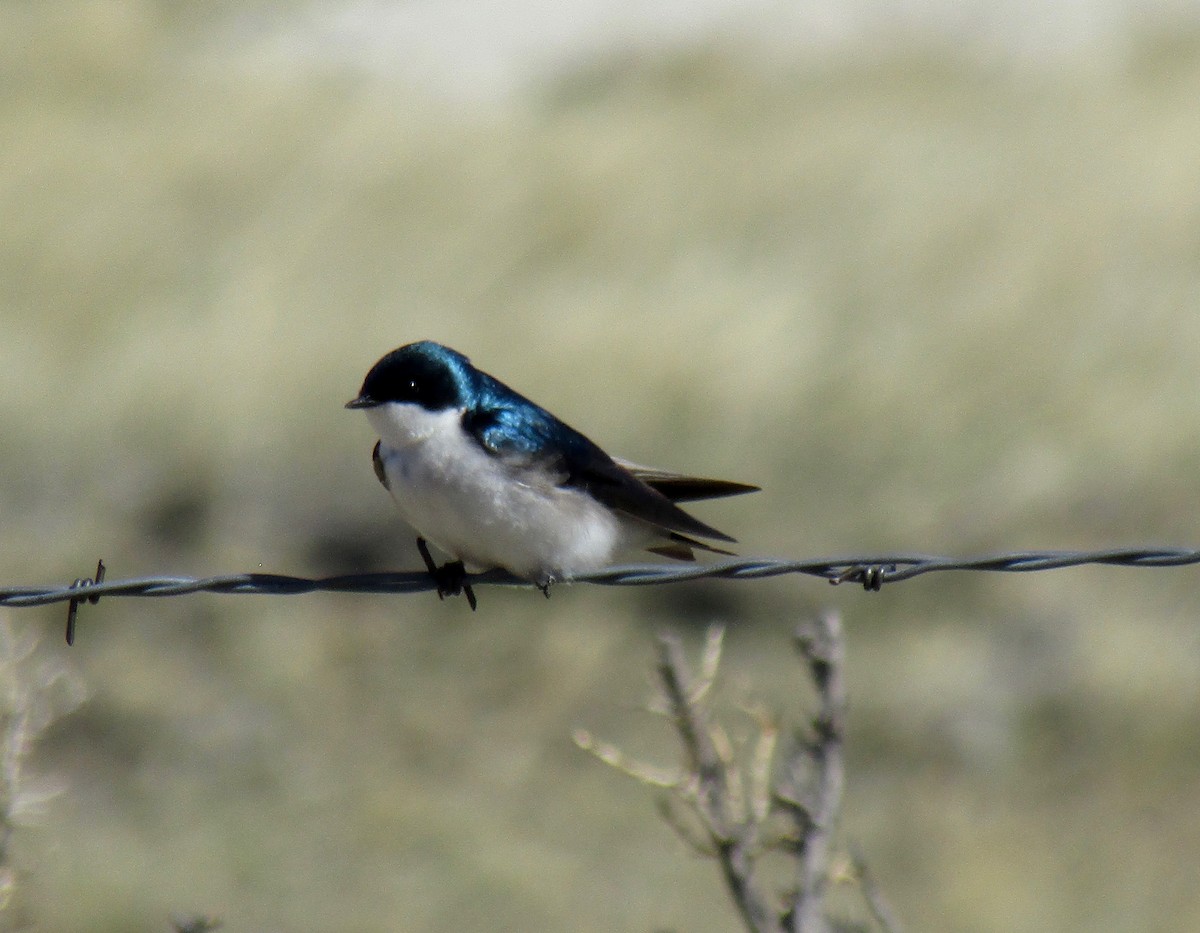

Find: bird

[346,341,758,608]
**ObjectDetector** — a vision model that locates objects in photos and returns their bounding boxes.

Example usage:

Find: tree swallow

[346,341,758,607]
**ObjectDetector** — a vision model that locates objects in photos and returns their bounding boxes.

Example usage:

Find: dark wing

[462,402,743,543]
[612,457,760,503]
[564,447,740,542]
[371,440,390,490]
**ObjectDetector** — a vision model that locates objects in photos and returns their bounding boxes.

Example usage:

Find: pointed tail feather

[647,532,737,561]
[613,457,760,503]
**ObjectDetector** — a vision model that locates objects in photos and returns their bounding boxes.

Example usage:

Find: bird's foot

[535,576,556,600]
[416,538,477,611]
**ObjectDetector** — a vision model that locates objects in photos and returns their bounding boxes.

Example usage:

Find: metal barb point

[415,537,478,611]
[65,558,105,646]
[829,563,888,591]
[415,537,443,601]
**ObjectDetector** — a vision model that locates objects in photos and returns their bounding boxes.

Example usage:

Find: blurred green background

[4,2,1200,930]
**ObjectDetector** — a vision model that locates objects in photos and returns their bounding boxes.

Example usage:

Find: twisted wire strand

[5,545,1200,611]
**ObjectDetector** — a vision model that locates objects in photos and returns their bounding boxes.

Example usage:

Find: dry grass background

[3,4,1200,931]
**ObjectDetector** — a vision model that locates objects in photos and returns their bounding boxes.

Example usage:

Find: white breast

[365,404,635,583]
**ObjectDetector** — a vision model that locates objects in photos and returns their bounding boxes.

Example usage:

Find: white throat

[365,402,463,450]
[363,401,633,582]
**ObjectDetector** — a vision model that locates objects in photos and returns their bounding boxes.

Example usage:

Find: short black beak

[345,395,379,410]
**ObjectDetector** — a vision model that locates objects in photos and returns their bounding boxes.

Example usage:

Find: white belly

[368,407,632,582]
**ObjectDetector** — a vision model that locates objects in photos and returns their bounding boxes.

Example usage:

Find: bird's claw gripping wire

[416,538,477,610]
[65,558,105,645]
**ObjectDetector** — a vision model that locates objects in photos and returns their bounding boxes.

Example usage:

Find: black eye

[360,351,461,411]
[400,373,451,407]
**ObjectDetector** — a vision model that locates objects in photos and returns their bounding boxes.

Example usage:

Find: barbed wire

[2,546,1200,645]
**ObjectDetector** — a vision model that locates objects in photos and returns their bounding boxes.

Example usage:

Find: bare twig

[0,617,85,925]
[656,632,784,933]
[578,616,901,933]
[851,848,904,933]
[783,612,847,933]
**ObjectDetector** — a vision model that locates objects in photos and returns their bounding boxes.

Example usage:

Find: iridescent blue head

[346,341,476,412]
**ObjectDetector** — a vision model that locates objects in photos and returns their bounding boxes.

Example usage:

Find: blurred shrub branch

[0,617,85,930]
[576,615,900,933]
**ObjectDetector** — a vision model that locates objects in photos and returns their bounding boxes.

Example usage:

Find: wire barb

[64,558,105,646]
[829,563,891,590]
[415,537,477,610]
